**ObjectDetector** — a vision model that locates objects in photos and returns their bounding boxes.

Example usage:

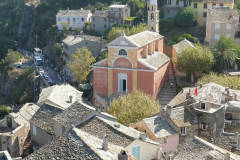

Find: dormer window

[201,103,206,110]
[118,49,127,56]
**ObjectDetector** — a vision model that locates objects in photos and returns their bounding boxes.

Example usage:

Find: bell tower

[148,0,159,33]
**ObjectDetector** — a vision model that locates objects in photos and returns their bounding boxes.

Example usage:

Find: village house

[93,0,170,105]
[108,4,130,28]
[91,10,109,34]
[56,9,92,30]
[52,101,116,137]
[0,104,39,158]
[173,136,240,160]
[172,38,195,80]
[30,84,83,150]
[191,0,234,26]
[162,83,233,144]
[37,83,83,110]
[163,0,191,19]
[205,6,239,46]
[25,114,163,160]
[130,115,179,156]
[225,101,240,127]
[61,35,107,76]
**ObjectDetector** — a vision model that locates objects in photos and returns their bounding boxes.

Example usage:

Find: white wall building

[56,9,92,30]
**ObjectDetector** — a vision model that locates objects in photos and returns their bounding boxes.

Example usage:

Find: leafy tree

[97,51,108,61]
[67,47,96,83]
[108,90,160,126]
[212,35,240,71]
[175,6,196,27]
[127,0,145,16]
[47,25,58,40]
[0,105,13,119]
[107,23,147,42]
[198,72,240,90]
[176,43,215,82]
[54,43,62,56]
[95,2,108,10]
[5,49,23,65]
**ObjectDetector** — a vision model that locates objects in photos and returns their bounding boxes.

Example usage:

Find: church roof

[128,31,163,47]
[138,51,170,70]
[107,31,163,48]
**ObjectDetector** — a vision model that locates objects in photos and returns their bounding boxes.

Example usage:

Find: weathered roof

[168,82,240,107]
[174,136,240,160]
[173,39,195,54]
[138,51,170,70]
[128,31,164,47]
[170,106,197,127]
[30,104,63,134]
[92,10,108,17]
[56,9,91,17]
[216,134,240,155]
[37,84,82,110]
[11,103,40,126]
[109,4,128,9]
[143,115,177,138]
[193,0,233,3]
[23,129,102,160]
[77,116,159,148]
[208,7,235,23]
[63,35,106,47]
[225,101,240,113]
[53,101,113,128]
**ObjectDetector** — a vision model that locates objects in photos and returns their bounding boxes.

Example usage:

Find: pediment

[107,36,140,48]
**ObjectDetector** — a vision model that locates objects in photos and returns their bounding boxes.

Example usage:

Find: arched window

[151,13,154,20]
[118,49,127,56]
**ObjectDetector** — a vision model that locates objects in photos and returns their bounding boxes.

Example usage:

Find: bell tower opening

[148,0,159,33]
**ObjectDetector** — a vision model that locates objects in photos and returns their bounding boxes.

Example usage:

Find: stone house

[172,39,195,80]
[61,35,107,76]
[163,83,230,144]
[0,104,39,158]
[37,84,83,110]
[205,6,239,46]
[30,104,63,150]
[225,101,240,127]
[164,0,191,19]
[25,114,163,160]
[56,9,92,30]
[108,4,130,28]
[91,10,109,34]
[191,0,234,26]
[130,115,179,155]
[92,0,170,105]
[173,136,240,160]
[52,101,116,137]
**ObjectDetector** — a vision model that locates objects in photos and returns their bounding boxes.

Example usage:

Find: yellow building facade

[191,0,234,26]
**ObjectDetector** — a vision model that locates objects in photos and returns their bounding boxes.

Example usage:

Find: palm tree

[212,35,240,71]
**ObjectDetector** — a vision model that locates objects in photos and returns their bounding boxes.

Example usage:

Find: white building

[56,9,92,30]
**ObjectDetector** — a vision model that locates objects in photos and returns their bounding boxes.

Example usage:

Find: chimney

[230,85,234,89]
[186,89,191,99]
[118,150,128,160]
[200,83,203,88]
[69,95,73,103]
[224,153,230,160]
[114,124,120,128]
[139,133,147,141]
[166,105,171,117]
[225,87,229,92]
[235,132,239,144]
[102,134,108,151]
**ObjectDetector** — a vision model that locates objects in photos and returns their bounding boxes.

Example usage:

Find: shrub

[0,105,13,118]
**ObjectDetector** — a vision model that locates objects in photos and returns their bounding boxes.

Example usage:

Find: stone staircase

[157,62,177,108]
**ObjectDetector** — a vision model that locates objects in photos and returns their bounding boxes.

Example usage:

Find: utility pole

[34,34,39,48]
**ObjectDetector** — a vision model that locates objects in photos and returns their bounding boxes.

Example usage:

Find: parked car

[54,67,60,72]
[21,64,30,69]
[43,72,49,79]
[38,68,44,75]
[46,77,54,84]
[50,63,55,68]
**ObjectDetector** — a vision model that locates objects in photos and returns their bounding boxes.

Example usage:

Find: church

[92,0,170,103]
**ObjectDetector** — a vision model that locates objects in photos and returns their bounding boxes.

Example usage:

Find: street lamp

[34,34,39,48]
